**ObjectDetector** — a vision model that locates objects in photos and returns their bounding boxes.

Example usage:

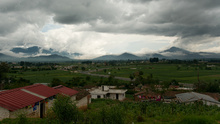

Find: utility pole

[197,64,200,90]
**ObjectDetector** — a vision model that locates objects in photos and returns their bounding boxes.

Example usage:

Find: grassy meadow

[6,63,220,84]
[7,70,82,83]
[93,63,220,83]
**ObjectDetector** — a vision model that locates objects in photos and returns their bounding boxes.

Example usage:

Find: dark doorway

[97,95,101,98]
[116,94,119,100]
[40,102,44,118]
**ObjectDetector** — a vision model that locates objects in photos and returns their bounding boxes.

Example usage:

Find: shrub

[137,115,144,122]
[52,94,82,124]
[177,115,215,124]
[17,113,28,124]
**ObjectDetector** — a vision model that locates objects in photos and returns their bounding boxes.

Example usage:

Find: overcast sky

[1,0,220,59]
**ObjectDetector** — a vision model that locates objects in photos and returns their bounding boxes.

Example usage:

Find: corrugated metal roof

[53,85,78,96]
[176,92,220,104]
[0,84,60,111]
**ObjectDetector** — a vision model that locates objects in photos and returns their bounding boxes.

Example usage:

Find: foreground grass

[1,99,220,124]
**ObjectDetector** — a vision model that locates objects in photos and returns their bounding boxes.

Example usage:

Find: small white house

[89,85,127,101]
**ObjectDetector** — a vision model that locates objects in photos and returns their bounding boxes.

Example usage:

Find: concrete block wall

[0,107,9,120]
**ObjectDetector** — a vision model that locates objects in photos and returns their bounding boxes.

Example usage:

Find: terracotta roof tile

[53,85,78,96]
[0,84,59,111]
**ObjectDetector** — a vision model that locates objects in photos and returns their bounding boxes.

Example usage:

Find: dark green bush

[177,115,215,124]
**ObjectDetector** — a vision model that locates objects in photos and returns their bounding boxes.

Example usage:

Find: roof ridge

[0,84,43,95]
[182,92,196,102]
[191,92,200,99]
[53,85,64,89]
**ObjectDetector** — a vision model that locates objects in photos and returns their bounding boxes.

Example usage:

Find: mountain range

[0,54,72,62]
[94,47,220,60]
[94,52,142,60]
[11,46,82,59]
[1,46,220,62]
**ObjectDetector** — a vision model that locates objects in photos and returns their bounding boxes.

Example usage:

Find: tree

[50,78,64,87]
[0,62,10,89]
[0,62,9,80]
[81,67,86,71]
[52,95,82,124]
[149,58,159,63]
[129,74,134,81]
[139,71,144,76]
[86,76,91,81]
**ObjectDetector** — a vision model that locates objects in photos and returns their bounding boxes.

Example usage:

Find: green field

[7,69,128,85]
[7,63,220,84]
[93,64,220,83]
[8,70,82,83]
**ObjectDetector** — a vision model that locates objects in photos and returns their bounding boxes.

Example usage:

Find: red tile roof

[25,84,60,98]
[53,85,78,96]
[0,84,60,111]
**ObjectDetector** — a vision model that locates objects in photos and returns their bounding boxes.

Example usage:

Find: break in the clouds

[0,0,220,59]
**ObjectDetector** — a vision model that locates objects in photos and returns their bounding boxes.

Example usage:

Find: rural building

[134,91,161,102]
[163,91,186,103]
[54,85,91,107]
[74,88,91,107]
[90,85,127,101]
[0,84,60,120]
[176,92,220,106]
[53,85,78,101]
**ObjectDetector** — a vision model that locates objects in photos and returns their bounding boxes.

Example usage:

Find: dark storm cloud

[0,0,220,49]
[50,0,119,24]
[38,0,220,40]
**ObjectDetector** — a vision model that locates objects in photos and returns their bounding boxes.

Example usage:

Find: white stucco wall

[0,106,9,120]
[70,95,76,101]
[45,99,54,112]
[91,94,105,99]
[204,100,220,107]
[109,93,125,101]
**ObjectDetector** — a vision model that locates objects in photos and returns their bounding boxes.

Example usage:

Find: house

[89,85,127,101]
[53,85,91,107]
[176,92,220,107]
[53,85,78,101]
[0,84,60,120]
[134,91,161,102]
[73,88,91,107]
[163,91,186,103]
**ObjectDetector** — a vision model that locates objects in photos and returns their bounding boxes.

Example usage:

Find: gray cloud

[0,0,220,57]
[1,0,220,37]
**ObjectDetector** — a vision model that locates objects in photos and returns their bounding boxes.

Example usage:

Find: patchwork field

[92,63,220,83]
[7,63,220,84]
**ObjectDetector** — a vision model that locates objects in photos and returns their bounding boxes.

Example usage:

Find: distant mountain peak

[162,46,189,53]
[119,52,134,56]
